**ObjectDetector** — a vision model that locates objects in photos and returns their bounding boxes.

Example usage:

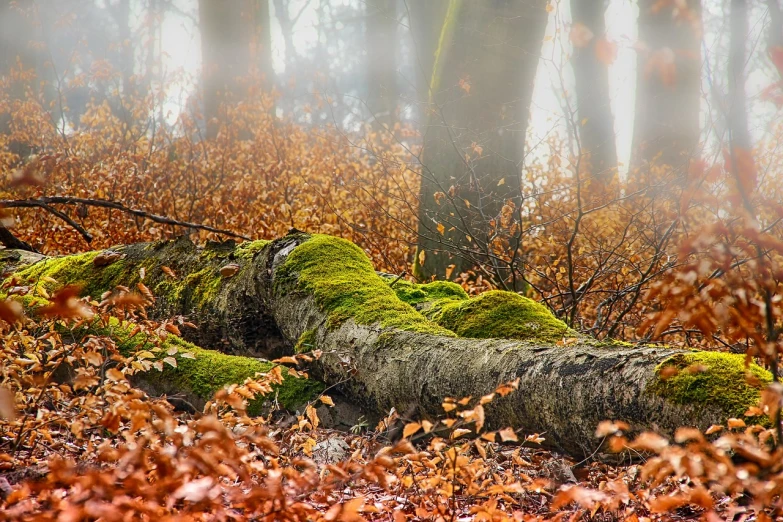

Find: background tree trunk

[2,233,770,457]
[365,0,398,127]
[571,0,618,187]
[728,0,751,151]
[0,0,52,158]
[768,0,783,61]
[631,0,701,181]
[199,0,274,138]
[414,0,548,285]
[407,0,447,105]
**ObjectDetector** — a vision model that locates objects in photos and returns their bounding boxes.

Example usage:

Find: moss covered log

[4,237,287,357]
[0,232,773,457]
[262,233,771,456]
[0,238,322,412]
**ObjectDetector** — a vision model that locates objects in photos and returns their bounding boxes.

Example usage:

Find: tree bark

[631,0,701,181]
[365,0,398,127]
[199,0,274,139]
[414,0,548,285]
[728,0,751,151]
[2,232,771,457]
[0,0,48,155]
[407,0,448,104]
[571,0,618,187]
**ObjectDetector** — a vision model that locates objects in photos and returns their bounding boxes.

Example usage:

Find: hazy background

[2,0,780,179]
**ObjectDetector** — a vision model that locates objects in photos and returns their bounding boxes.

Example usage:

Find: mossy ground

[430,290,573,343]
[277,234,454,336]
[650,351,772,419]
[66,318,322,414]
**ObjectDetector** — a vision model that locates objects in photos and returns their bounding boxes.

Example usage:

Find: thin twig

[1,197,252,241]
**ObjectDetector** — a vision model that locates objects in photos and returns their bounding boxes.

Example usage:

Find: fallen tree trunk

[1,232,772,456]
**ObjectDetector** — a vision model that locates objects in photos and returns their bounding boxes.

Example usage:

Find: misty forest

[1,0,783,519]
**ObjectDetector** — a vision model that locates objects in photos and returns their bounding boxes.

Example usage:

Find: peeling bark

[1,232,771,457]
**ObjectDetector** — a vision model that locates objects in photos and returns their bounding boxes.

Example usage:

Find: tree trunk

[728,0,751,151]
[570,0,618,187]
[407,0,447,104]
[769,0,783,62]
[2,233,771,457]
[365,0,398,127]
[0,0,63,161]
[199,0,274,139]
[631,0,701,181]
[414,0,548,286]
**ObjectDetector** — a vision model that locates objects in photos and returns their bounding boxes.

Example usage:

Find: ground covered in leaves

[1,282,782,521]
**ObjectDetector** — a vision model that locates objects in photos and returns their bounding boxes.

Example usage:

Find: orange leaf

[0,299,23,324]
[770,46,783,77]
[594,38,617,65]
[402,422,421,439]
[0,387,17,421]
[552,485,608,509]
[38,285,94,320]
[629,432,668,452]
[595,420,630,438]
[570,22,594,48]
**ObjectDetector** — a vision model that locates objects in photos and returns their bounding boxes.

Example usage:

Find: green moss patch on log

[235,239,271,259]
[649,352,772,419]
[276,234,454,336]
[430,290,574,342]
[67,318,323,414]
[392,279,469,307]
[5,238,245,314]
[295,328,318,354]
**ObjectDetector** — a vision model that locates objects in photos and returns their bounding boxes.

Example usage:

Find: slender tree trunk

[728,0,751,151]
[1,0,36,136]
[631,0,701,181]
[0,0,49,158]
[766,0,782,78]
[406,0,446,103]
[112,0,135,96]
[2,232,769,457]
[414,0,548,285]
[272,0,297,74]
[199,0,274,139]
[366,0,398,127]
[570,0,618,187]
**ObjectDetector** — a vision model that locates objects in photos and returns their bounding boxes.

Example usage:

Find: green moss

[4,239,236,315]
[65,318,323,413]
[159,336,323,414]
[235,240,270,260]
[431,290,573,342]
[277,234,454,336]
[392,279,468,306]
[180,266,224,307]
[649,351,772,419]
[7,248,159,303]
[295,329,317,354]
